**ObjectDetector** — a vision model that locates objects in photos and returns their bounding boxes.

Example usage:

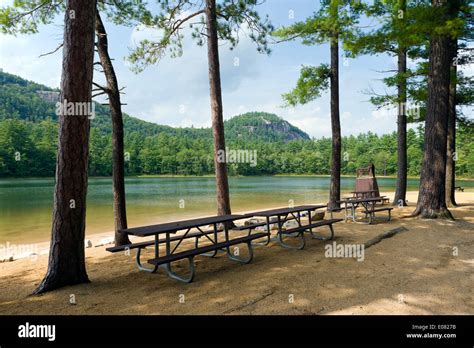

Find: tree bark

[445,40,457,207]
[95,11,131,246]
[328,36,341,210]
[205,0,232,216]
[393,46,408,206]
[393,0,408,207]
[412,0,453,219]
[34,0,96,294]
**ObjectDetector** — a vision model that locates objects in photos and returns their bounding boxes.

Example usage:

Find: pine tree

[128,0,273,217]
[272,0,364,209]
[34,0,97,294]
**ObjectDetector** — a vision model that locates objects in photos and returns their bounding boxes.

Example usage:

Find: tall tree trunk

[34,0,96,294]
[205,0,232,216]
[393,46,408,206]
[328,36,341,210]
[445,40,457,207]
[412,0,452,219]
[393,0,407,207]
[95,11,131,246]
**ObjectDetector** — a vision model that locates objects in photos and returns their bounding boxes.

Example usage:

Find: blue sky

[0,0,472,138]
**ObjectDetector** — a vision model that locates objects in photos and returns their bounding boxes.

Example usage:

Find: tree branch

[38,43,63,58]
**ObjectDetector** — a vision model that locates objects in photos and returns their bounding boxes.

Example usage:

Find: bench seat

[365,207,392,223]
[366,207,393,213]
[106,229,221,253]
[147,233,269,266]
[280,218,343,235]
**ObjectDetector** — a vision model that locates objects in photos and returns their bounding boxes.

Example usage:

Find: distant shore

[1,174,473,180]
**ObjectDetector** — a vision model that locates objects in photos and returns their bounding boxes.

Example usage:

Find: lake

[0,176,472,244]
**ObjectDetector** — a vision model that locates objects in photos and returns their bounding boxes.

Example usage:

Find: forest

[1,72,473,178]
[1,115,473,178]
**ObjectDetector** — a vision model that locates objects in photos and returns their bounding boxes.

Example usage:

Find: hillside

[0,71,310,142]
[224,112,310,142]
[0,70,473,178]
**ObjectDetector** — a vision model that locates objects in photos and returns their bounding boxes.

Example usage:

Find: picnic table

[106,214,269,283]
[341,196,393,224]
[351,190,390,204]
[351,190,377,198]
[237,205,342,250]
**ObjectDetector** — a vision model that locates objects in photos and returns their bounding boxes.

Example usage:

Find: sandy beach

[0,191,473,315]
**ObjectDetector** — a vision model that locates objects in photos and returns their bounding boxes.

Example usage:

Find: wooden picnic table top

[120,214,246,237]
[247,204,327,217]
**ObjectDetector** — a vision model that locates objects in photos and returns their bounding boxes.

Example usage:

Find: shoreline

[1,190,472,315]
[2,190,473,263]
[1,174,474,180]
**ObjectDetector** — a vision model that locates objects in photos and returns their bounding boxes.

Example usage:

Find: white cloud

[129,24,165,46]
[0,32,62,88]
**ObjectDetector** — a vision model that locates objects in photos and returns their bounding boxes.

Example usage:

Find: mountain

[3,70,464,179]
[0,71,310,142]
[225,112,310,142]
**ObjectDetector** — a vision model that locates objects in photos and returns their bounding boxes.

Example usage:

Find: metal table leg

[136,247,158,273]
[276,215,305,249]
[249,217,271,246]
[163,232,196,282]
[226,241,254,264]
[163,257,196,283]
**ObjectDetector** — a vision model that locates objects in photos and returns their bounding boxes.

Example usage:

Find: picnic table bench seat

[148,233,269,267]
[279,218,343,246]
[147,232,269,283]
[281,218,343,235]
[364,206,393,223]
[106,229,222,253]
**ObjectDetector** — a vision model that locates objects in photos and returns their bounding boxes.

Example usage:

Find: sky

[0,0,472,138]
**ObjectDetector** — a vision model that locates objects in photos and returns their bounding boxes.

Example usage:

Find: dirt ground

[1,191,473,315]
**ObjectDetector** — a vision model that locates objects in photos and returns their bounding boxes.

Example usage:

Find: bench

[106,229,221,253]
[273,218,343,249]
[147,232,269,283]
[364,207,393,223]
[455,186,464,192]
[282,218,343,237]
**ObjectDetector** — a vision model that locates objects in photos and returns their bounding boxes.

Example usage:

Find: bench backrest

[355,163,380,197]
